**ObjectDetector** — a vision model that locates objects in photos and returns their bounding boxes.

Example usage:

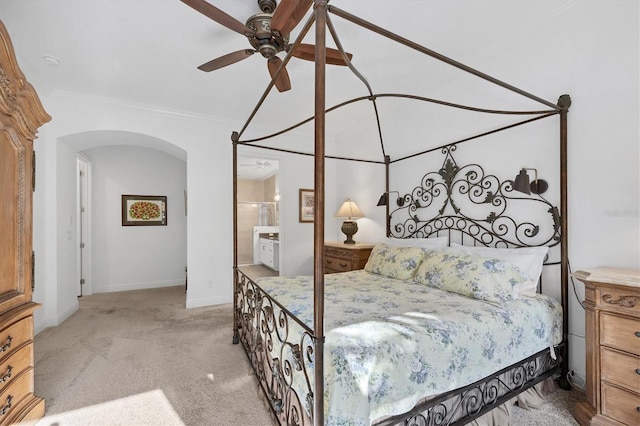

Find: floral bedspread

[256,270,563,425]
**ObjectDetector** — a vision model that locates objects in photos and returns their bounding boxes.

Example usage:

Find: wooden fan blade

[270,0,312,35]
[267,57,291,92]
[197,49,255,72]
[181,0,253,36]
[290,43,353,66]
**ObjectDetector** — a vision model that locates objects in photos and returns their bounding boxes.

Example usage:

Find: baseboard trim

[93,279,185,294]
[185,295,230,309]
[35,298,79,335]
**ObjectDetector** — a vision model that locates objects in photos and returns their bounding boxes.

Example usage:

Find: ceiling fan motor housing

[246,13,289,59]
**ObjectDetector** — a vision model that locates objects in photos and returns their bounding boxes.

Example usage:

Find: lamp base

[341,221,358,244]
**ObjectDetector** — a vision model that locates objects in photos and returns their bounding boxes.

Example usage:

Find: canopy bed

[207,1,572,424]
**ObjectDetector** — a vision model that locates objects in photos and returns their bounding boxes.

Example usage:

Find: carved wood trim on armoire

[0,19,51,425]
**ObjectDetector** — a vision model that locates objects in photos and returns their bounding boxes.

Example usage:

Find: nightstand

[573,268,640,426]
[324,242,375,274]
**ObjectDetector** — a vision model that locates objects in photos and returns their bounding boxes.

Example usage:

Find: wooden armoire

[0,20,50,424]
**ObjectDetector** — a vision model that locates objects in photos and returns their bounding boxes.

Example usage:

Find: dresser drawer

[0,317,32,361]
[601,347,640,392]
[600,312,640,355]
[601,382,640,426]
[324,256,353,273]
[598,285,640,316]
[0,367,34,422]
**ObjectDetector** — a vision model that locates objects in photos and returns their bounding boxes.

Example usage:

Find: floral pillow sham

[449,243,547,297]
[413,249,531,305]
[364,243,426,280]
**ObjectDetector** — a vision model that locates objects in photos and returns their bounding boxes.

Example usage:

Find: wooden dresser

[573,268,640,426]
[324,242,375,274]
[0,19,50,425]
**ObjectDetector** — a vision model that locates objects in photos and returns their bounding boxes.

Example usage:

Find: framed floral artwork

[299,188,314,223]
[122,195,167,226]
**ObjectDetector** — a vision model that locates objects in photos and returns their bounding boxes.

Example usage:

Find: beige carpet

[32,286,273,426]
[30,285,584,426]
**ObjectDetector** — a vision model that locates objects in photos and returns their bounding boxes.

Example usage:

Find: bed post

[384,155,390,237]
[232,132,240,345]
[313,1,327,424]
[558,94,571,390]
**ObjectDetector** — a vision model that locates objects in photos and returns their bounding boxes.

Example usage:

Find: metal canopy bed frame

[230,1,572,425]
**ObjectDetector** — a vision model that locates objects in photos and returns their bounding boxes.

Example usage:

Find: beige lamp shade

[335,199,365,219]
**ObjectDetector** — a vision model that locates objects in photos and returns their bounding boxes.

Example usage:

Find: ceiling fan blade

[290,43,353,66]
[181,0,253,36]
[267,57,291,92]
[197,49,255,72]
[270,0,312,35]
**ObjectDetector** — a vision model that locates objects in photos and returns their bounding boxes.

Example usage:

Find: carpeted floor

[31,285,584,426]
[32,286,273,426]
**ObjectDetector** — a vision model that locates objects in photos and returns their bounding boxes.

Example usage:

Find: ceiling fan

[240,159,272,168]
[181,0,353,92]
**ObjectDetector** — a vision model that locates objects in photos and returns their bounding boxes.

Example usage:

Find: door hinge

[80,242,85,249]
[32,150,36,192]
[80,278,85,285]
[31,251,35,291]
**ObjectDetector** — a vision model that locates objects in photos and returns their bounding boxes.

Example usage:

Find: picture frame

[299,188,314,223]
[122,195,167,226]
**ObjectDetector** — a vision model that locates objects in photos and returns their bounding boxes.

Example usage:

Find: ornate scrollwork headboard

[388,145,561,251]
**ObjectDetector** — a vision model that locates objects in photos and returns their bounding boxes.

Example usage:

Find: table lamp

[335,198,365,244]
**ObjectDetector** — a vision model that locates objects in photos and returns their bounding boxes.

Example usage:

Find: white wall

[32,92,237,331]
[85,145,187,293]
[338,0,640,385]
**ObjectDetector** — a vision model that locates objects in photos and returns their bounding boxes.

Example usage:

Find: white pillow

[385,236,449,249]
[449,243,548,297]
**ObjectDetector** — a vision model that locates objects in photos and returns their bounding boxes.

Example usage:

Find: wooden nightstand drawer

[324,242,374,274]
[601,382,640,426]
[600,312,640,355]
[325,256,353,273]
[598,285,640,315]
[601,347,640,392]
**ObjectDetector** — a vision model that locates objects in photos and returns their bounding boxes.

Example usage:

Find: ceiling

[1,0,577,159]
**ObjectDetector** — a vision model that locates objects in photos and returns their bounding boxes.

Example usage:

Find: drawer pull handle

[339,263,348,268]
[327,260,333,264]
[636,331,640,338]
[0,336,12,353]
[637,407,640,413]
[0,395,12,416]
[0,366,12,384]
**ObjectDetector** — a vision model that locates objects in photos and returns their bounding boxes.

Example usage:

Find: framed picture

[122,195,167,226]
[299,188,314,223]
